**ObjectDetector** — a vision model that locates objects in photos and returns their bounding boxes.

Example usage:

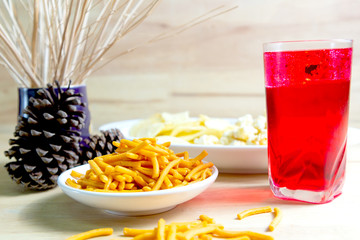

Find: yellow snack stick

[94,159,116,174]
[169,169,184,180]
[192,150,208,162]
[191,169,206,181]
[88,160,108,183]
[157,218,166,240]
[151,156,160,178]
[78,179,104,189]
[94,189,142,193]
[129,140,150,154]
[185,162,214,181]
[114,165,137,177]
[163,175,173,188]
[84,170,92,178]
[142,186,152,191]
[94,157,106,169]
[139,137,158,143]
[227,237,251,240]
[171,221,202,232]
[123,228,153,237]
[125,152,141,160]
[120,139,141,148]
[152,159,181,191]
[88,171,98,181]
[113,174,126,182]
[200,234,213,240]
[166,174,178,186]
[183,151,189,161]
[66,179,81,189]
[109,180,119,190]
[104,175,113,190]
[177,168,190,176]
[139,160,153,168]
[89,175,98,181]
[144,144,169,155]
[138,149,158,158]
[125,183,135,190]
[112,160,142,168]
[168,224,177,240]
[158,155,169,169]
[135,166,154,177]
[160,141,171,147]
[98,153,124,163]
[112,141,121,148]
[66,228,113,240]
[183,225,220,240]
[88,160,103,176]
[171,178,183,187]
[105,165,115,175]
[201,168,212,180]
[70,170,84,179]
[133,231,156,240]
[175,152,187,157]
[123,174,134,183]
[269,207,282,231]
[237,206,272,220]
[213,229,274,240]
[179,159,193,168]
[118,180,125,191]
[134,175,148,188]
[199,215,215,224]
[136,171,156,184]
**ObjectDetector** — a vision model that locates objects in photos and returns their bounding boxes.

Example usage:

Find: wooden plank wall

[1,0,360,132]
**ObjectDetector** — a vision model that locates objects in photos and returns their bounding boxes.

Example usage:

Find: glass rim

[263,39,353,52]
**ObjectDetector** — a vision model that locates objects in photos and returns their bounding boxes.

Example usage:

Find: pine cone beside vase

[79,128,124,164]
[4,81,85,190]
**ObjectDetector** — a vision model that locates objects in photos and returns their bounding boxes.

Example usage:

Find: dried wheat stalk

[0,0,236,88]
[0,0,161,88]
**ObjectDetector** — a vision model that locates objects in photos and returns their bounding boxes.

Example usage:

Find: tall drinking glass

[263,39,353,203]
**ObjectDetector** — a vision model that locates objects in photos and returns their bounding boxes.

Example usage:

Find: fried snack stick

[199,215,215,224]
[213,229,274,240]
[157,218,166,240]
[152,158,181,191]
[66,228,113,240]
[269,207,282,231]
[237,206,272,220]
[182,224,222,240]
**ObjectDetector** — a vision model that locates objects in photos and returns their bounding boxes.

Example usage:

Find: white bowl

[57,163,218,216]
[100,119,360,174]
[99,119,268,173]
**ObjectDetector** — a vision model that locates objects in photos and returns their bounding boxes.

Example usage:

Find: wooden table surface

[1,122,360,240]
[2,1,360,239]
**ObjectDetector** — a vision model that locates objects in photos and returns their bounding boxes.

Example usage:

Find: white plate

[100,119,360,174]
[100,119,267,173]
[58,163,218,216]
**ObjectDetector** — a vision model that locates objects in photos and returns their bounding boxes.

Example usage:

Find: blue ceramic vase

[18,85,91,139]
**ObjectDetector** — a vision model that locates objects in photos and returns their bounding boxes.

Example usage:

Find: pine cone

[80,128,124,163]
[4,81,86,190]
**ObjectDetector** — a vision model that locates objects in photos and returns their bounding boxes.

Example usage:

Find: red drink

[264,41,352,203]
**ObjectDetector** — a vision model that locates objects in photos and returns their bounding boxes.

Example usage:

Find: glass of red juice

[263,39,353,203]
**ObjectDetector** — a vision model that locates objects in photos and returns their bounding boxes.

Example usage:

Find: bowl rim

[58,162,219,197]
